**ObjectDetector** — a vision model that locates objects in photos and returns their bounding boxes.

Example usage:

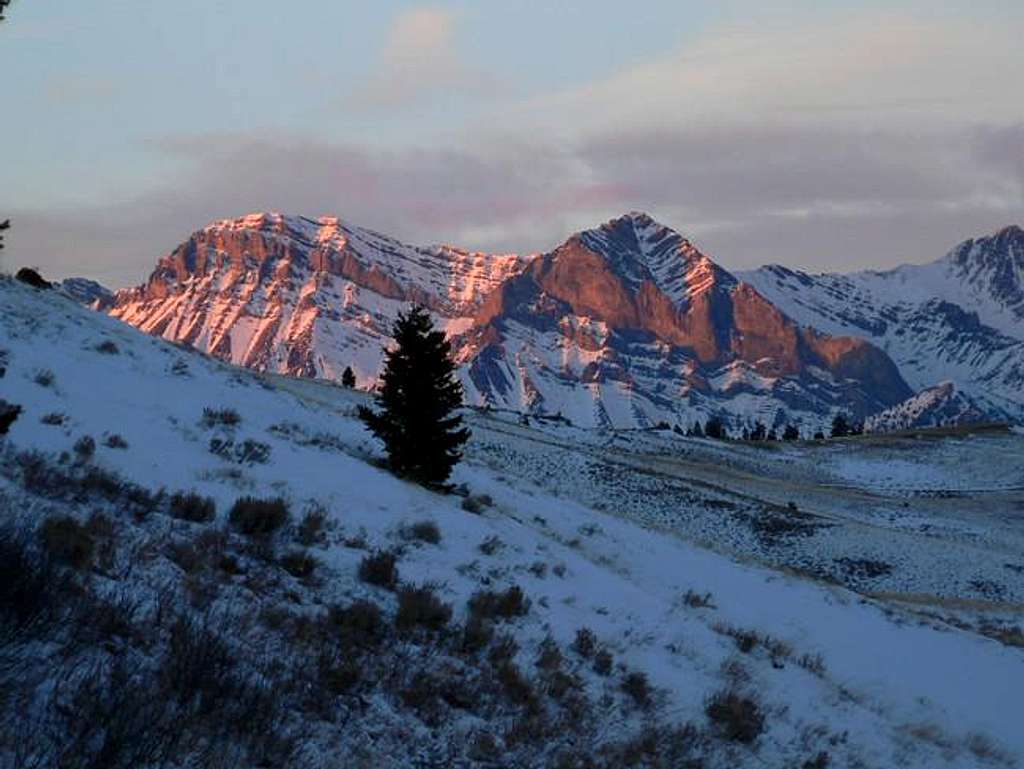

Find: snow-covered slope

[741,225,1024,423]
[109,212,910,433]
[3,270,1023,767]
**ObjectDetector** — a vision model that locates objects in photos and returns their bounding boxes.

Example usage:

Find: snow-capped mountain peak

[576,212,736,308]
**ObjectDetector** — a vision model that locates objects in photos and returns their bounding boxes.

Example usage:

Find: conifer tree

[358,306,469,486]
[341,366,356,388]
[782,424,800,441]
[830,412,851,438]
[704,416,726,440]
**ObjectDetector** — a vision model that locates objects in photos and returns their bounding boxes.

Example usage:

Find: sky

[2,0,1023,287]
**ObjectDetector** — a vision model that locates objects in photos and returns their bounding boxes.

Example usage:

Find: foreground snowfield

[2,276,1022,767]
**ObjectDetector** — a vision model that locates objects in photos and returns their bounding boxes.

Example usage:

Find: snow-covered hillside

[741,225,1024,425]
[2,275,1023,767]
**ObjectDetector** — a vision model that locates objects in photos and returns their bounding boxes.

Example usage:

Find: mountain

[110,212,525,386]
[740,225,1024,424]
[456,213,910,429]
[58,277,113,308]
[864,381,990,433]
[109,212,910,432]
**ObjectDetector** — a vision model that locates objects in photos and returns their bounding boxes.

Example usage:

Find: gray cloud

[6,121,1023,287]
[574,123,1024,270]
[3,135,589,286]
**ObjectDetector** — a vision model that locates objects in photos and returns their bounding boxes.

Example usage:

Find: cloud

[7,10,1024,286]
[352,7,497,110]
[499,14,1024,137]
[3,134,595,286]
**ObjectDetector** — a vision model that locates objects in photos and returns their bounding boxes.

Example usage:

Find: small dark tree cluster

[704,416,727,440]
[741,420,801,442]
[829,413,864,438]
[341,366,356,388]
[358,306,469,487]
[684,418,731,440]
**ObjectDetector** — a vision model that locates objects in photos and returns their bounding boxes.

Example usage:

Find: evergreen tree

[750,420,767,441]
[341,366,356,388]
[691,421,704,438]
[704,416,726,440]
[0,220,8,252]
[782,424,800,441]
[358,306,469,486]
[830,413,851,438]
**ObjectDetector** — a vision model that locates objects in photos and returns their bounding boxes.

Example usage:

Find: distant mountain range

[97,212,1024,432]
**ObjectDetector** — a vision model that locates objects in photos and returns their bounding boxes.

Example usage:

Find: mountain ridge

[102,211,1020,430]
[103,210,917,430]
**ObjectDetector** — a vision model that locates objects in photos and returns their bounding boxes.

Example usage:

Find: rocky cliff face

[108,210,1024,432]
[110,213,525,384]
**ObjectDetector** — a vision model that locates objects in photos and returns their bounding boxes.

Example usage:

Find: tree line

[669,412,863,442]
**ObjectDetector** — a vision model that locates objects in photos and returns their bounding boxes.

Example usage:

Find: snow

[3,276,1023,767]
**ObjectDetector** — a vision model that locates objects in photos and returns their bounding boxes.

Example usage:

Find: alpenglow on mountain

[107,212,1023,431]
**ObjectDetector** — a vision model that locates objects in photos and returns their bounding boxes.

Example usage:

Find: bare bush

[401,519,441,545]
[103,433,129,449]
[40,516,93,570]
[169,491,216,523]
[468,585,530,621]
[358,550,399,590]
[200,407,241,428]
[280,550,317,580]
[229,496,289,536]
[621,671,652,709]
[572,627,597,658]
[72,435,96,462]
[296,506,327,547]
[395,584,452,633]
[705,689,765,744]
